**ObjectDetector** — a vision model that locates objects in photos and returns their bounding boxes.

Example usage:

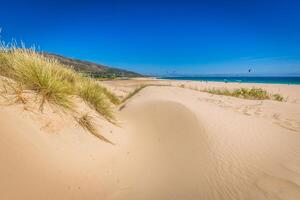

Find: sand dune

[1,82,300,199]
[114,86,300,200]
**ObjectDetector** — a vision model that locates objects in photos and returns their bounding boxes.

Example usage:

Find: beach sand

[1,78,300,199]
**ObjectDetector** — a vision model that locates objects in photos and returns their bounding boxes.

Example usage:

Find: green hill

[42,53,143,78]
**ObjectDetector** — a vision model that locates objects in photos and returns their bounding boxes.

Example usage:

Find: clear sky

[1,0,300,76]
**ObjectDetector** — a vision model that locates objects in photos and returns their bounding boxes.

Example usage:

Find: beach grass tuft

[0,80,28,104]
[272,93,284,102]
[201,87,283,101]
[98,85,120,105]
[0,42,119,142]
[75,113,113,144]
[1,48,75,110]
[77,79,114,121]
[122,85,146,103]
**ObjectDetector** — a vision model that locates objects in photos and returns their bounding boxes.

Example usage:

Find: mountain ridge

[42,52,143,78]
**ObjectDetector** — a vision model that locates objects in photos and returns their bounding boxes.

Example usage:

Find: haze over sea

[161,76,300,85]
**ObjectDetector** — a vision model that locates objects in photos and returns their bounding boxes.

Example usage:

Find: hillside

[42,53,143,78]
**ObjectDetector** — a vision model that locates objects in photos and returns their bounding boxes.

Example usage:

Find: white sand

[1,79,300,199]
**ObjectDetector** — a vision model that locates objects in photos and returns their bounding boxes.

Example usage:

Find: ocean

[160,76,300,85]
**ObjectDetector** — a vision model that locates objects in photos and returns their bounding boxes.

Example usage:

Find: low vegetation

[122,85,147,103]
[99,86,120,105]
[75,113,113,144]
[272,93,284,102]
[0,80,28,105]
[77,79,114,121]
[0,43,120,143]
[201,87,284,101]
[2,49,74,108]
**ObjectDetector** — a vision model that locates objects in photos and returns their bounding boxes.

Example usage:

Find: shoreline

[158,76,300,85]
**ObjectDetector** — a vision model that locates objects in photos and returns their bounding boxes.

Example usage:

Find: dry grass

[0,43,119,142]
[120,83,173,104]
[0,80,28,104]
[75,113,113,144]
[0,46,117,114]
[122,85,147,103]
[200,87,283,101]
[77,79,114,121]
[272,93,284,101]
[100,86,120,105]
[1,48,75,110]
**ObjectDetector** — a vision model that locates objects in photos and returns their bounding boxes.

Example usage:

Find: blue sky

[1,0,300,76]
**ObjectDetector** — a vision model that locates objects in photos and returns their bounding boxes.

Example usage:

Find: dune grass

[272,93,284,102]
[97,85,120,105]
[0,80,28,105]
[122,85,147,103]
[0,44,119,142]
[75,113,113,144]
[201,87,284,101]
[0,47,117,115]
[1,48,76,110]
[77,79,114,121]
